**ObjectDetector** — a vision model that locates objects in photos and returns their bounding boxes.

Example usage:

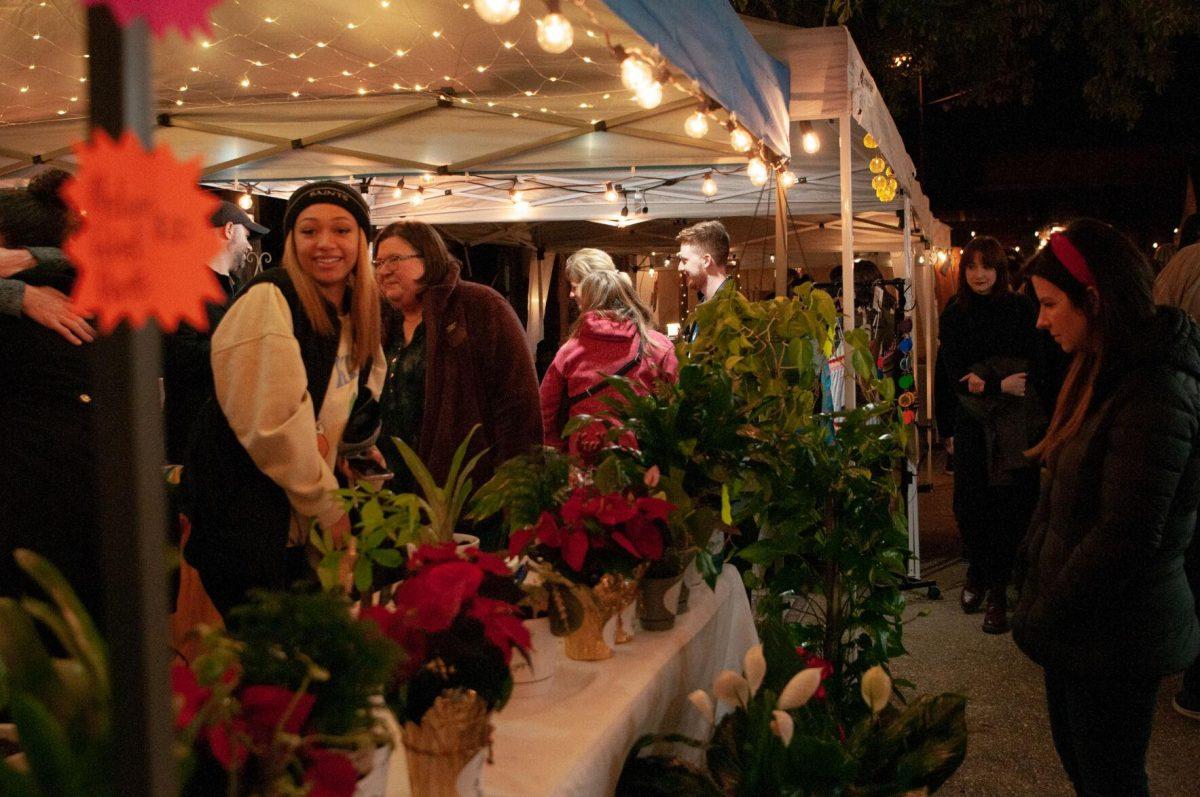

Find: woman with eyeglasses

[372,221,540,522]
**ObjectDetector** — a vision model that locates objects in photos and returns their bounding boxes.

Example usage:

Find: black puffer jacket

[1013,306,1200,678]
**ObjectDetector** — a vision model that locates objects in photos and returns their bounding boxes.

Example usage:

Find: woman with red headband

[1013,219,1200,797]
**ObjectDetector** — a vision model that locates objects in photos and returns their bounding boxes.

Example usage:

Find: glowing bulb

[863,132,877,149]
[514,199,530,214]
[701,174,718,196]
[240,77,250,88]
[536,12,573,53]
[420,172,436,185]
[393,186,403,199]
[510,188,524,204]
[604,182,618,202]
[239,193,253,210]
[474,0,520,25]
[871,174,887,191]
[747,157,769,186]
[887,176,898,191]
[869,156,885,174]
[937,250,948,265]
[885,166,894,178]
[780,170,798,188]
[634,81,662,110]
[729,127,753,153]
[411,188,424,206]
[684,111,709,139]
[801,128,820,154]
[620,56,655,91]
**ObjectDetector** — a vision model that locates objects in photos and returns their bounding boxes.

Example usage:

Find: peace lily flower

[688,688,716,725]
[861,665,892,716]
[777,667,824,711]
[743,644,766,697]
[713,669,751,708]
[770,709,794,747]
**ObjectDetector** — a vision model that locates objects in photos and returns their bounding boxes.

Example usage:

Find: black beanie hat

[283,181,372,238]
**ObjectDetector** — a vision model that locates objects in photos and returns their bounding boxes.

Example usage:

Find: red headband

[1049,233,1095,288]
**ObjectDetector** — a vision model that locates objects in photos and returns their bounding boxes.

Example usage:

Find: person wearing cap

[162,200,268,463]
[1012,220,1200,797]
[183,181,385,615]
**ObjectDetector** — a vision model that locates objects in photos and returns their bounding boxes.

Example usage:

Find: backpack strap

[564,341,644,408]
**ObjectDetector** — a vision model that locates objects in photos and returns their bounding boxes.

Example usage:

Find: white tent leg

[903,195,921,579]
[839,113,855,410]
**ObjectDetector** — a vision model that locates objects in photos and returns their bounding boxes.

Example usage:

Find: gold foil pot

[402,689,491,797]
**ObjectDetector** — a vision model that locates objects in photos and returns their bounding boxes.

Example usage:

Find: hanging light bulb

[474,0,520,25]
[509,185,524,204]
[887,176,898,192]
[604,181,618,202]
[634,81,662,109]
[513,198,531,214]
[729,126,753,153]
[411,186,425,206]
[936,250,948,265]
[620,55,655,91]
[780,170,798,188]
[871,174,887,192]
[799,121,820,154]
[420,172,436,185]
[238,191,254,210]
[684,110,709,139]
[869,156,886,174]
[701,173,718,196]
[885,166,894,178]
[747,157,769,186]
[536,9,573,54]
[393,179,405,199]
[863,132,878,149]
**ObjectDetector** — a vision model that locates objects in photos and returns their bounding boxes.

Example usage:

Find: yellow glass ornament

[885,166,894,178]
[863,132,878,149]
[887,176,898,192]
[871,174,887,191]
[869,156,885,174]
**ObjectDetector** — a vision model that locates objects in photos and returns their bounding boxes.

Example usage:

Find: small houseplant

[174,589,399,796]
[360,542,530,797]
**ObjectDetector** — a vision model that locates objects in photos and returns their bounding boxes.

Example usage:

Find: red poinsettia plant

[507,480,673,584]
[173,590,399,797]
[361,542,532,725]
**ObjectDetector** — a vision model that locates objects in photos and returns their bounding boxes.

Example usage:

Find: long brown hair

[281,229,381,371]
[1025,219,1155,461]
[570,269,662,350]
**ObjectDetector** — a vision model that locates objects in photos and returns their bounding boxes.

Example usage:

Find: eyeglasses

[372,253,423,270]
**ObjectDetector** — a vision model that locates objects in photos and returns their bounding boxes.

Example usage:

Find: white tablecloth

[382,564,757,796]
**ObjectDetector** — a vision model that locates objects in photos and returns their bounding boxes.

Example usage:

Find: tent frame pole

[87,7,176,796]
[774,171,788,297]
[902,195,921,579]
[839,113,855,409]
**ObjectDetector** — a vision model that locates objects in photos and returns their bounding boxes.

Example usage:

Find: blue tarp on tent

[605,0,791,158]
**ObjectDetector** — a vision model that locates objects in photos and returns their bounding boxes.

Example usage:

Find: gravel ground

[897,471,1200,796]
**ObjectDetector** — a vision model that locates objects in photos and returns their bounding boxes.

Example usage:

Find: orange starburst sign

[63,130,225,334]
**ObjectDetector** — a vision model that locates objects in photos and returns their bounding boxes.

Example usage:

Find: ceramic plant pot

[638,573,684,631]
[510,616,560,693]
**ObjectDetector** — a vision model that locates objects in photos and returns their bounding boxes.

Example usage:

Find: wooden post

[839,114,855,409]
[87,7,177,796]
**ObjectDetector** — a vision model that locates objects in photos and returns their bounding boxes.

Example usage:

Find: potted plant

[312,427,486,601]
[359,543,531,797]
[504,460,673,656]
[0,550,113,796]
[174,589,399,796]
[617,621,967,796]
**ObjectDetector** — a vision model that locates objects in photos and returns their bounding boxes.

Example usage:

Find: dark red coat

[403,263,541,485]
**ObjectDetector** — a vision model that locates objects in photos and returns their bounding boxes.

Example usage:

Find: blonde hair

[281,229,381,371]
[572,269,659,349]
[565,247,616,285]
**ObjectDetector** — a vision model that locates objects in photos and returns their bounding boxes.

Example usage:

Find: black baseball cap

[211,200,269,238]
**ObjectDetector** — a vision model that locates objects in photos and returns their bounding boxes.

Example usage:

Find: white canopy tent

[0,0,940,571]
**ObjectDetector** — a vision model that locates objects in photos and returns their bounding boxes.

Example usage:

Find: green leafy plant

[0,550,112,797]
[470,445,574,535]
[617,619,966,796]
[313,426,488,595]
[681,286,912,719]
